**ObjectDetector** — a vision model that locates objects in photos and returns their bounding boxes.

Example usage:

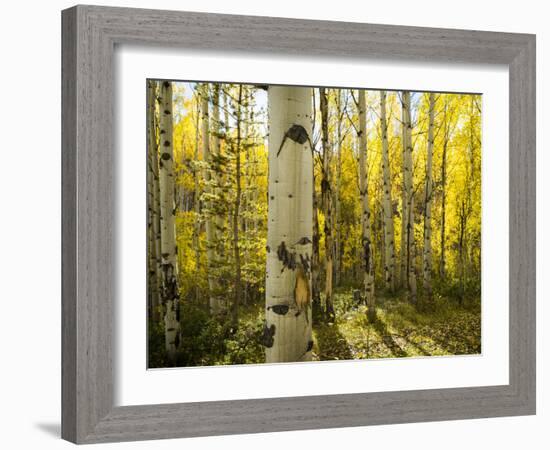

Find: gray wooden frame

[62,4,536,444]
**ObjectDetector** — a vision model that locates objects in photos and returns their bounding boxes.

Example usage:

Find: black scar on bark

[306,340,314,352]
[268,304,289,315]
[364,241,371,273]
[266,245,271,253]
[260,323,276,348]
[160,261,179,305]
[161,152,171,160]
[277,241,296,272]
[299,253,311,274]
[276,124,313,157]
[295,237,312,246]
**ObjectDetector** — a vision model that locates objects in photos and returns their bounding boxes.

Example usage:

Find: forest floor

[150,287,481,368]
[311,289,481,361]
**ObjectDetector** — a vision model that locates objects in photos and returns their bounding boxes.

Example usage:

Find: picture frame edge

[61,4,536,444]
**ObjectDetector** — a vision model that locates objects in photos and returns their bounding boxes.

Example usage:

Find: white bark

[265,86,313,363]
[402,91,417,303]
[201,84,223,314]
[147,80,161,322]
[423,93,435,299]
[440,99,449,279]
[358,90,375,313]
[380,91,395,292]
[158,81,180,360]
[399,184,407,288]
[334,90,343,286]
[399,95,407,289]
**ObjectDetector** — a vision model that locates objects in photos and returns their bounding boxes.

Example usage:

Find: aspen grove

[147,81,482,368]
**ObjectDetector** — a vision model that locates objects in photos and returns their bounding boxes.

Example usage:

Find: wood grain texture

[61,7,77,443]
[61,4,536,444]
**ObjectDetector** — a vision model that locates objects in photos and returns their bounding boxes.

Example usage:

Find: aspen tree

[265,86,313,363]
[423,93,435,300]
[158,81,180,361]
[319,88,335,318]
[192,91,201,302]
[402,91,417,303]
[201,84,223,314]
[358,90,375,318]
[380,91,395,292]
[242,85,251,305]
[147,80,161,322]
[440,98,449,279]
[334,90,344,286]
[400,92,409,290]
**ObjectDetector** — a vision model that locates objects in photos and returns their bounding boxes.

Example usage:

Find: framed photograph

[62,5,536,444]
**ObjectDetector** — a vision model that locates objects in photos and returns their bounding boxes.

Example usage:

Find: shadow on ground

[372,317,408,357]
[35,423,60,438]
[314,322,354,361]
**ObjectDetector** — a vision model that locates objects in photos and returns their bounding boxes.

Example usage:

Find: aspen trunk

[440,101,448,279]
[202,84,223,314]
[312,191,321,308]
[399,101,408,291]
[380,91,395,292]
[242,86,250,305]
[334,90,343,286]
[146,83,155,319]
[319,88,334,319]
[358,90,375,318]
[212,83,226,302]
[192,92,201,302]
[224,89,232,237]
[399,185,407,289]
[265,86,313,363]
[158,81,180,361]
[402,91,417,303]
[249,94,259,233]
[423,93,435,300]
[401,92,409,288]
[147,80,161,323]
[312,88,321,311]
